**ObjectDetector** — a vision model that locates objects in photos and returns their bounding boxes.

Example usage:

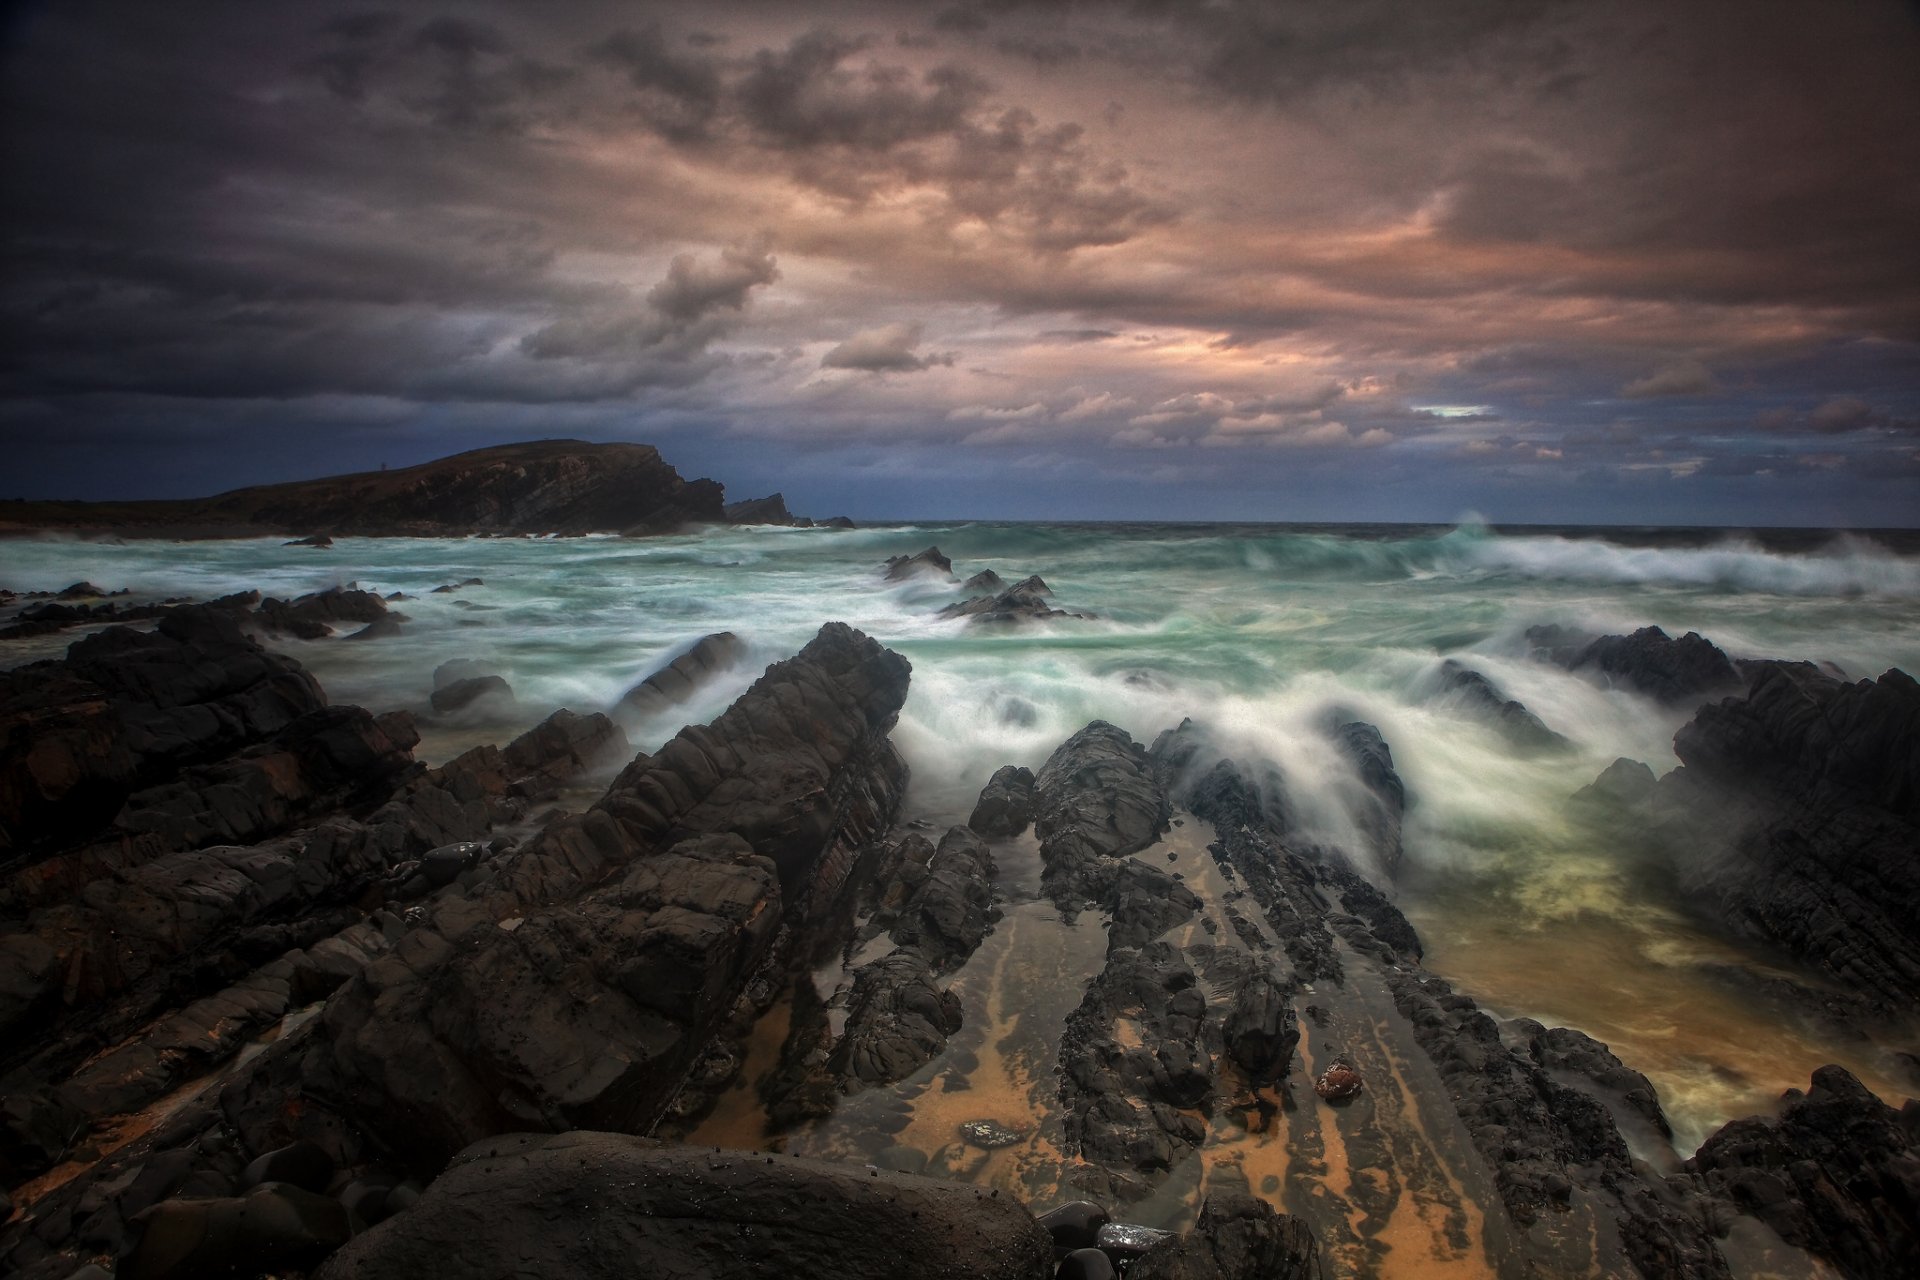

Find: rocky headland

[0,564,1914,1279]
[0,440,853,539]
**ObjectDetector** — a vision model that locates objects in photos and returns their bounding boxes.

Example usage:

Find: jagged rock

[1107,860,1198,952]
[962,569,1007,594]
[614,631,745,722]
[312,1133,1055,1280]
[429,579,483,594]
[429,675,512,715]
[320,624,911,1170]
[1433,659,1572,750]
[256,587,390,639]
[890,825,997,968]
[1690,1066,1919,1278]
[1222,967,1297,1087]
[939,575,1089,625]
[1033,722,1170,907]
[1530,624,1741,704]
[498,708,626,799]
[832,951,964,1086]
[1325,718,1406,876]
[969,764,1037,838]
[883,546,953,580]
[724,493,796,525]
[284,534,332,548]
[1128,1194,1318,1280]
[1572,756,1658,815]
[1653,664,1920,1009]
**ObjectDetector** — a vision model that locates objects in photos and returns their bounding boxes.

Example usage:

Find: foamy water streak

[4,520,1917,1146]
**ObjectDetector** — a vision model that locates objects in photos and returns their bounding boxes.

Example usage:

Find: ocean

[5,519,1917,1155]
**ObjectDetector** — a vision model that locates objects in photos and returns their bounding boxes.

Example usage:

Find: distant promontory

[0,439,842,538]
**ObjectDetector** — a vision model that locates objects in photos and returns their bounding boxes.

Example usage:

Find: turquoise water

[4,520,1917,1146]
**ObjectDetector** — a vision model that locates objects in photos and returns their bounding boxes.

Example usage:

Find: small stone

[957,1119,1024,1149]
[1314,1057,1363,1103]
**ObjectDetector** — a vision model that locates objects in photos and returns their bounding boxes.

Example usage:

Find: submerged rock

[1434,659,1572,751]
[429,674,512,714]
[883,546,954,580]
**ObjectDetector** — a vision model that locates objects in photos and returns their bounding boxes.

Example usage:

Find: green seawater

[5,519,1917,1149]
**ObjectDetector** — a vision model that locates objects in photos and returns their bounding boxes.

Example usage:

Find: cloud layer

[3,0,1918,523]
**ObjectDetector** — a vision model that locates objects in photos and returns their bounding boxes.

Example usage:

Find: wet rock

[939,576,1091,626]
[1434,659,1572,751]
[723,493,796,525]
[428,675,512,714]
[284,534,333,548]
[429,578,483,594]
[819,515,857,529]
[1691,1065,1920,1278]
[240,1139,335,1193]
[969,764,1037,838]
[614,631,745,723]
[1033,722,1170,908]
[1655,664,1920,1009]
[1093,1221,1173,1263]
[1519,1020,1673,1142]
[1037,1201,1110,1252]
[1057,1247,1116,1279]
[962,569,1007,594]
[890,826,998,968]
[431,658,494,690]
[1530,624,1741,704]
[1127,1194,1318,1280]
[322,624,911,1170]
[1571,756,1658,816]
[832,951,964,1085]
[958,1119,1026,1149]
[1106,860,1198,952]
[1325,718,1406,876]
[1312,1057,1363,1102]
[256,586,390,639]
[312,1133,1055,1280]
[1223,967,1297,1087]
[498,708,626,799]
[883,546,954,580]
[121,1183,353,1280]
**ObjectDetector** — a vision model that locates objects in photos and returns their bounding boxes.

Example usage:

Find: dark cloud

[821,322,952,372]
[1620,360,1720,399]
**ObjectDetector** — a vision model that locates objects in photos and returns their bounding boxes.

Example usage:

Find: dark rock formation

[1059,941,1216,1204]
[1530,624,1741,704]
[320,622,910,1169]
[1033,721,1170,908]
[284,534,333,548]
[1572,756,1658,815]
[962,569,1007,594]
[883,546,954,580]
[613,631,746,724]
[724,493,796,524]
[313,1133,1055,1280]
[969,764,1036,837]
[255,587,390,640]
[939,575,1092,625]
[1652,664,1920,1009]
[428,674,512,715]
[1690,1065,1919,1279]
[1129,1193,1319,1280]
[1434,659,1572,750]
[1222,966,1297,1088]
[1326,718,1407,876]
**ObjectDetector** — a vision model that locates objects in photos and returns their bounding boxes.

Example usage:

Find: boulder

[312,1133,1055,1280]
[962,569,1007,594]
[969,764,1037,838]
[1222,967,1297,1087]
[120,1184,353,1280]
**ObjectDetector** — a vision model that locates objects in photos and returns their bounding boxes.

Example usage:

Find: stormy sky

[4,1,1919,525]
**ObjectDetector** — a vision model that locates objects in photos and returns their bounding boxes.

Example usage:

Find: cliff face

[2,439,726,537]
